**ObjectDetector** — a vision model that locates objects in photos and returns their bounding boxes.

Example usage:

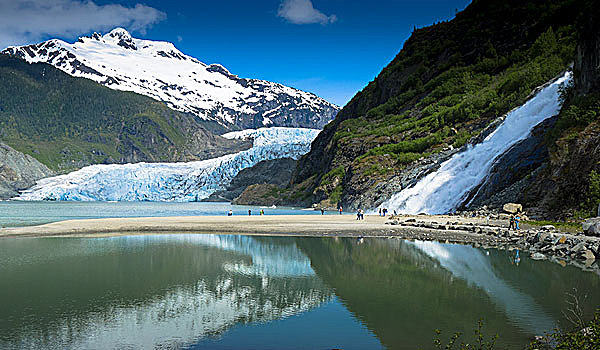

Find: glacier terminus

[16,128,320,201]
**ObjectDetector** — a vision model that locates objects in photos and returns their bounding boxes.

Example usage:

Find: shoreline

[1,214,598,272]
[0,214,505,241]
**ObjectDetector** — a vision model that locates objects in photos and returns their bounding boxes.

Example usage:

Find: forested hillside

[0,56,248,172]
[283,0,590,216]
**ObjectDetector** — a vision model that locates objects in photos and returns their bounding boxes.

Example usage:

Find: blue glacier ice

[17,127,320,201]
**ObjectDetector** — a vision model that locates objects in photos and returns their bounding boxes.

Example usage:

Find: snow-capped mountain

[2,28,338,130]
[16,128,320,201]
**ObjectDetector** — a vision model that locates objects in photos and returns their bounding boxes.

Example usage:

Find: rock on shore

[386,214,600,271]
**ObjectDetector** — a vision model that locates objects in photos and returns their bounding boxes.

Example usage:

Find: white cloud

[176,35,183,43]
[277,0,337,25]
[0,0,166,49]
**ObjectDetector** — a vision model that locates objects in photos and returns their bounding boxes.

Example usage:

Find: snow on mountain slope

[2,28,338,130]
[16,128,320,201]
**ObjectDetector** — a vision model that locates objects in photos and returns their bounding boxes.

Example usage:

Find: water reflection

[296,237,600,349]
[413,241,556,335]
[0,235,332,349]
[1,235,598,350]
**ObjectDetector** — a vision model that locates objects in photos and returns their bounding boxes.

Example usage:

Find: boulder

[502,203,523,214]
[531,252,547,260]
[552,235,567,245]
[570,242,587,253]
[535,232,549,243]
[580,249,596,261]
[582,217,600,236]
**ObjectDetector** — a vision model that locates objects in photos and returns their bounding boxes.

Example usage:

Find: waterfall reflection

[412,240,556,334]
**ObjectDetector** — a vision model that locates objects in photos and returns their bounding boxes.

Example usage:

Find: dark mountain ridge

[266,0,596,218]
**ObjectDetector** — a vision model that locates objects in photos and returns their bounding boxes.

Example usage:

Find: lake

[0,201,325,228]
[1,234,598,349]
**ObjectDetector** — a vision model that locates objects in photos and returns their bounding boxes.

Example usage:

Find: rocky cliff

[505,2,600,219]
[282,0,580,211]
[204,158,297,202]
[0,142,54,199]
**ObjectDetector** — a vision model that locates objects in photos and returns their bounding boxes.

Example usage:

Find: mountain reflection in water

[0,235,598,349]
[0,235,332,349]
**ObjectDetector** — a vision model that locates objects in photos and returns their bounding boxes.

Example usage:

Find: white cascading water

[380,71,572,214]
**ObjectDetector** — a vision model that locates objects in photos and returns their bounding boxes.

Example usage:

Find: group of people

[508,213,521,230]
[378,208,389,216]
[227,209,265,216]
[356,209,365,220]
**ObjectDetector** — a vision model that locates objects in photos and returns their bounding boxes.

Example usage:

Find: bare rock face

[203,158,297,202]
[574,3,600,96]
[0,143,54,199]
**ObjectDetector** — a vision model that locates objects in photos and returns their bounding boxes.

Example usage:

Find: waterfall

[380,71,572,214]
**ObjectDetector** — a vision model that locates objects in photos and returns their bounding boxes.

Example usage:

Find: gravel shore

[2,213,598,272]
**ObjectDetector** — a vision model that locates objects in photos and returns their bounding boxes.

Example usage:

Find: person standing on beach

[356,209,361,220]
[228,210,233,216]
[260,209,264,215]
[360,209,364,220]
[379,208,382,216]
[339,206,343,215]
[321,208,325,215]
[248,209,251,216]
[515,214,520,231]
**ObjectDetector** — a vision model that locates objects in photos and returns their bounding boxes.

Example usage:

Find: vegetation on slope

[521,1,600,219]
[0,56,245,172]
[291,0,583,209]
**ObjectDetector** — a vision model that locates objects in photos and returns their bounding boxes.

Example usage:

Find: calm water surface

[1,234,598,349]
[0,201,325,228]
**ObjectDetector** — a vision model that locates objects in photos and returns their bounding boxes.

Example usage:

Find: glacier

[1,28,338,129]
[17,128,320,201]
[379,71,572,214]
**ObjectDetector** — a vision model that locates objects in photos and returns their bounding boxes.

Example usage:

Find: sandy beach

[0,214,512,246]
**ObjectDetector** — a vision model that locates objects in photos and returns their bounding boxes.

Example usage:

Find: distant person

[260,209,264,215]
[357,209,361,220]
[228,210,233,216]
[515,214,520,231]
[321,208,325,215]
[393,210,397,216]
[360,209,364,220]
[383,208,388,216]
[248,209,251,216]
[509,215,515,230]
[379,208,382,216]
[339,206,343,215]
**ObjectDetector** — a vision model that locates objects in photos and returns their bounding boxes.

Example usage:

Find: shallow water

[0,235,598,349]
[0,201,324,228]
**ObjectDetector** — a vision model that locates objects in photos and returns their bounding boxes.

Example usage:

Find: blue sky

[0,0,472,106]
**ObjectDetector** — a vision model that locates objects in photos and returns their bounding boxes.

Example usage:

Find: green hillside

[288,0,586,213]
[0,56,246,172]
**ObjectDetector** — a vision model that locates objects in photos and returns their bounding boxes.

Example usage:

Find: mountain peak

[102,27,136,50]
[105,27,132,39]
[1,30,339,129]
